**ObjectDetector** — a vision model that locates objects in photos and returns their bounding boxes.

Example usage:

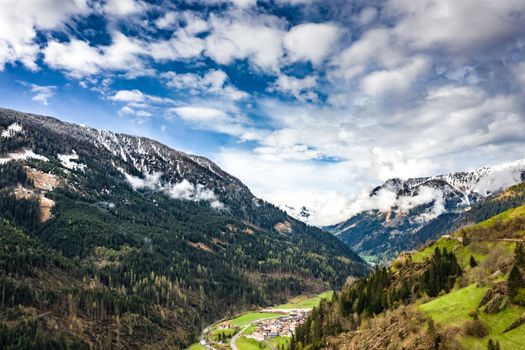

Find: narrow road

[199,325,214,350]
[230,324,251,350]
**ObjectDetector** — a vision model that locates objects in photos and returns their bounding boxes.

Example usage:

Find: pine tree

[487,339,501,350]
[515,242,525,267]
[470,255,477,268]
[508,264,523,298]
[462,231,470,246]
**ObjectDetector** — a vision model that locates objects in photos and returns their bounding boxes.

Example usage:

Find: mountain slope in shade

[0,108,367,348]
[326,161,525,263]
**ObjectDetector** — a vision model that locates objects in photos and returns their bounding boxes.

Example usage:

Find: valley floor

[188,292,333,350]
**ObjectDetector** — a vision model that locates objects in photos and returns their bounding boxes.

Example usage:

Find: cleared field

[235,336,271,350]
[411,237,514,269]
[229,312,283,327]
[419,284,488,325]
[268,336,291,349]
[211,327,238,340]
[273,290,334,310]
[186,343,206,350]
[420,284,525,349]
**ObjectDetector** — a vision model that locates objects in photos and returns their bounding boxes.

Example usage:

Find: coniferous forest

[0,109,368,348]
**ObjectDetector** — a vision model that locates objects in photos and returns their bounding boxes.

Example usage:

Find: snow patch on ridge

[0,149,49,164]
[58,151,87,171]
[1,123,23,138]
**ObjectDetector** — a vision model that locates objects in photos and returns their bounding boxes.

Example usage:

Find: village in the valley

[245,311,309,342]
[200,292,333,349]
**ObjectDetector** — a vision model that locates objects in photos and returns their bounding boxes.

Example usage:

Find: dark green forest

[291,247,462,349]
[0,109,368,348]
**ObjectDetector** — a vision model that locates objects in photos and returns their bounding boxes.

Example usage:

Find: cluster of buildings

[247,311,308,341]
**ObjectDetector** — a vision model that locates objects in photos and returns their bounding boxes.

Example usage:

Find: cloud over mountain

[1,0,525,225]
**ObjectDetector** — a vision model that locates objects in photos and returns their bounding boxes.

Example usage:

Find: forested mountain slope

[0,108,368,349]
[327,163,525,263]
[294,201,525,349]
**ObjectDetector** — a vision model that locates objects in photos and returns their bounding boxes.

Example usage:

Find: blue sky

[1,0,525,225]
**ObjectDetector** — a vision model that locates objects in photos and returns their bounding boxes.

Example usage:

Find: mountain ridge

[0,107,367,348]
[327,159,525,263]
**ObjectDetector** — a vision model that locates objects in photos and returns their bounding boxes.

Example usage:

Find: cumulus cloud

[388,0,525,51]
[271,74,317,101]
[110,89,174,105]
[205,13,286,71]
[149,29,206,62]
[110,89,175,120]
[0,0,90,70]
[44,33,148,78]
[360,56,431,96]
[103,0,147,16]
[283,23,342,65]
[163,69,248,100]
[331,28,407,80]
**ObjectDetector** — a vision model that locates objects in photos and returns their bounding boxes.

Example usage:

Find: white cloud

[0,0,90,70]
[271,74,317,101]
[358,7,378,25]
[230,0,257,8]
[110,89,175,105]
[103,0,147,16]
[332,28,407,80]
[172,106,231,123]
[123,171,224,209]
[360,56,430,96]
[111,90,146,103]
[215,149,357,225]
[110,89,175,119]
[205,14,286,71]
[283,23,342,65]
[370,148,438,181]
[149,29,206,61]
[163,69,249,100]
[166,179,224,209]
[170,106,266,141]
[155,11,209,33]
[118,106,152,118]
[514,61,525,88]
[18,81,56,105]
[44,33,148,78]
[388,0,525,51]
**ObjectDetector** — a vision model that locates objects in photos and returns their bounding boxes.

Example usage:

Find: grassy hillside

[292,203,525,349]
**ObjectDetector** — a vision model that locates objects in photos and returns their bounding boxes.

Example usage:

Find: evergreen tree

[470,255,477,268]
[508,264,524,298]
[508,243,525,299]
[487,339,500,350]
[515,242,525,267]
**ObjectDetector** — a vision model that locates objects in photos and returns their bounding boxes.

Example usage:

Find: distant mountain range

[0,108,367,348]
[326,160,525,263]
[294,184,525,349]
